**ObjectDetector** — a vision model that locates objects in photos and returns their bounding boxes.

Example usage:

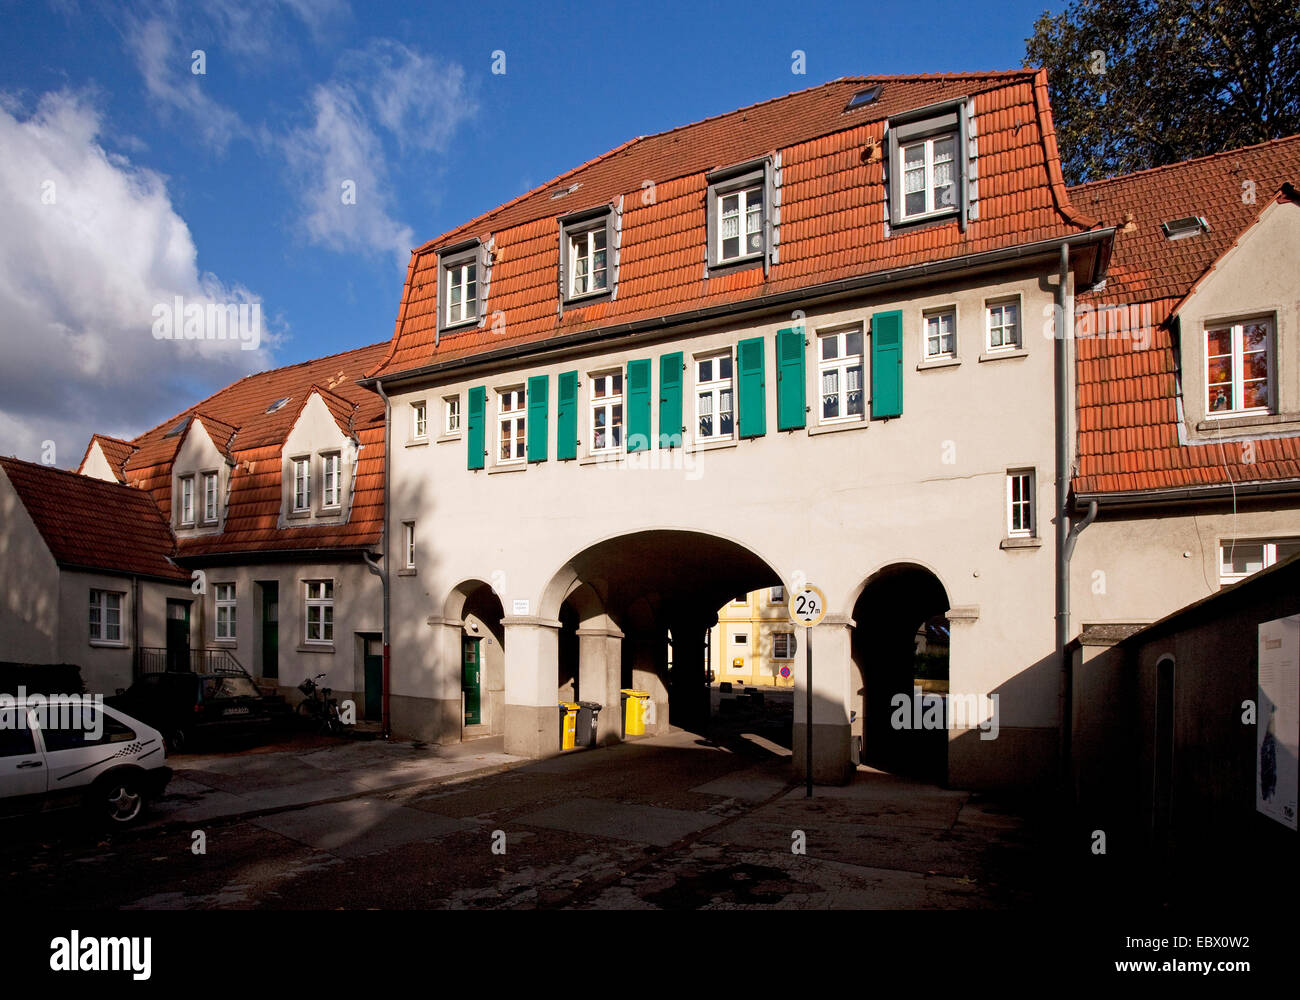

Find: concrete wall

[386,262,1069,787]
[0,468,60,663]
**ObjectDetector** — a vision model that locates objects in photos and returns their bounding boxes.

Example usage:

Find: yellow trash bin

[621,689,650,736]
[559,702,579,749]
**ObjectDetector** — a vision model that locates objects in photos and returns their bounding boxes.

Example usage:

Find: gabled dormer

[279,387,360,527]
[171,414,237,534]
[78,434,137,484]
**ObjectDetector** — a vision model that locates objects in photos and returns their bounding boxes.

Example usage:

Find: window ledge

[917,356,962,371]
[979,348,1028,363]
[1000,536,1042,549]
[436,433,462,444]
[286,509,311,520]
[487,462,527,475]
[891,209,959,231]
[88,640,127,649]
[405,438,429,448]
[1194,412,1300,434]
[687,437,738,455]
[808,419,867,438]
[707,254,764,276]
[297,643,335,654]
[563,289,613,307]
[439,317,479,335]
[212,639,237,647]
[398,568,417,577]
[578,450,625,466]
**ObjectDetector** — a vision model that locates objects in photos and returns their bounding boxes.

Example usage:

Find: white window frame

[986,299,1021,352]
[444,395,461,436]
[214,583,236,641]
[567,223,609,299]
[411,400,428,441]
[732,632,749,646]
[321,452,341,509]
[772,632,795,660]
[1204,317,1274,418]
[88,589,124,645]
[1007,469,1035,538]
[715,183,765,265]
[403,521,416,570]
[1218,538,1300,586]
[497,387,526,464]
[179,475,195,526]
[817,327,866,424]
[445,258,478,327]
[695,352,735,442]
[292,458,310,512]
[304,579,334,644]
[589,371,624,454]
[201,471,218,523]
[923,307,957,360]
[768,585,786,604]
[897,132,958,223]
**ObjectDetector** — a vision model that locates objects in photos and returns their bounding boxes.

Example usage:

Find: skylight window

[164,416,191,438]
[844,85,882,111]
[1161,215,1209,240]
[266,397,291,413]
[550,182,582,200]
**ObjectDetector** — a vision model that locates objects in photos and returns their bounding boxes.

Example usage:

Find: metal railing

[136,647,254,681]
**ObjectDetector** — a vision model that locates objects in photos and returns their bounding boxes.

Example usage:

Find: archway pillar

[502,615,563,758]
[792,613,856,785]
[576,621,624,745]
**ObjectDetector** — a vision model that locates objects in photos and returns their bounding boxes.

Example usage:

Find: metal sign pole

[805,626,813,799]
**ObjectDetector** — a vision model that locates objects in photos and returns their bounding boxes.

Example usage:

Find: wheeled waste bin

[559,702,579,749]
[576,701,602,747]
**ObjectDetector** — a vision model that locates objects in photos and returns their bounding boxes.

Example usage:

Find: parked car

[108,671,274,752]
[0,697,172,825]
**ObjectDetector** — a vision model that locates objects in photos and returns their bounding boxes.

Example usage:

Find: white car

[0,697,172,825]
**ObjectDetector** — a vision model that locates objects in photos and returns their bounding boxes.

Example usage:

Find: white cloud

[283,41,476,264]
[0,90,277,466]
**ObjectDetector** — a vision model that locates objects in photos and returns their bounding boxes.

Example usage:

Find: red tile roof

[2,456,186,581]
[369,70,1099,380]
[77,434,138,483]
[118,343,390,557]
[1070,135,1300,495]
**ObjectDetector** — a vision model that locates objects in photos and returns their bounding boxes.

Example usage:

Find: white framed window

[1219,538,1300,586]
[497,388,526,463]
[292,458,310,511]
[769,585,786,604]
[304,580,334,644]
[445,258,478,327]
[924,308,956,360]
[772,632,795,659]
[179,475,195,525]
[1007,470,1035,537]
[1206,317,1273,416]
[215,583,236,641]
[411,401,428,440]
[733,633,749,645]
[987,299,1021,351]
[88,590,123,644]
[818,328,865,422]
[403,521,416,569]
[716,184,764,264]
[568,224,608,298]
[695,353,734,441]
[899,132,957,221]
[202,472,218,522]
[444,395,461,435]
[590,371,623,453]
[321,452,340,509]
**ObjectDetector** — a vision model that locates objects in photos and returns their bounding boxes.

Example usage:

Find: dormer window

[438,241,483,333]
[292,458,310,512]
[1206,318,1273,416]
[322,452,340,508]
[179,475,195,525]
[559,206,616,305]
[706,158,772,271]
[887,101,968,228]
[899,133,956,220]
[202,471,218,523]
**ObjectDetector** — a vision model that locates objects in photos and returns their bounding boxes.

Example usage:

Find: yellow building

[709,586,796,688]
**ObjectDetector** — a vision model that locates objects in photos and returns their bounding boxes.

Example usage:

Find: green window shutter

[467,386,486,470]
[737,336,766,438]
[556,371,578,461]
[626,359,652,452]
[526,375,548,462]
[775,328,806,431]
[658,352,683,448]
[871,310,903,418]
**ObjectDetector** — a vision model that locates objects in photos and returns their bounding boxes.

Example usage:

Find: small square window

[986,300,1021,352]
[445,396,461,435]
[89,590,123,644]
[924,308,956,360]
[411,401,428,440]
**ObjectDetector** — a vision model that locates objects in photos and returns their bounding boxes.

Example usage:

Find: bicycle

[296,673,344,736]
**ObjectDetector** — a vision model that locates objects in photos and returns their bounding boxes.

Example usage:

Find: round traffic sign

[779,665,792,679]
[788,585,827,627]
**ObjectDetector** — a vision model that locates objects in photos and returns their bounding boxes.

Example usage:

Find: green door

[166,600,191,672]
[260,582,279,680]
[363,635,383,721]
[462,636,482,725]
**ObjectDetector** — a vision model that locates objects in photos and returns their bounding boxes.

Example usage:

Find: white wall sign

[788,585,826,628]
[512,599,530,615]
[1257,614,1298,830]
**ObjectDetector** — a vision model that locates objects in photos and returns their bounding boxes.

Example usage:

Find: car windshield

[202,676,260,700]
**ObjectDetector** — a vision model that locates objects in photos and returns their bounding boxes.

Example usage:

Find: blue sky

[0,0,1062,463]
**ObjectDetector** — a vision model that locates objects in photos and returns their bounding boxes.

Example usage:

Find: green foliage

[1025,0,1300,184]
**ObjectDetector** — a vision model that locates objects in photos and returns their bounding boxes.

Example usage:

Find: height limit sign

[788,584,826,798]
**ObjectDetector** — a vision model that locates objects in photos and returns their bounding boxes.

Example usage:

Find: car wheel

[166,728,186,753]
[96,777,145,825]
